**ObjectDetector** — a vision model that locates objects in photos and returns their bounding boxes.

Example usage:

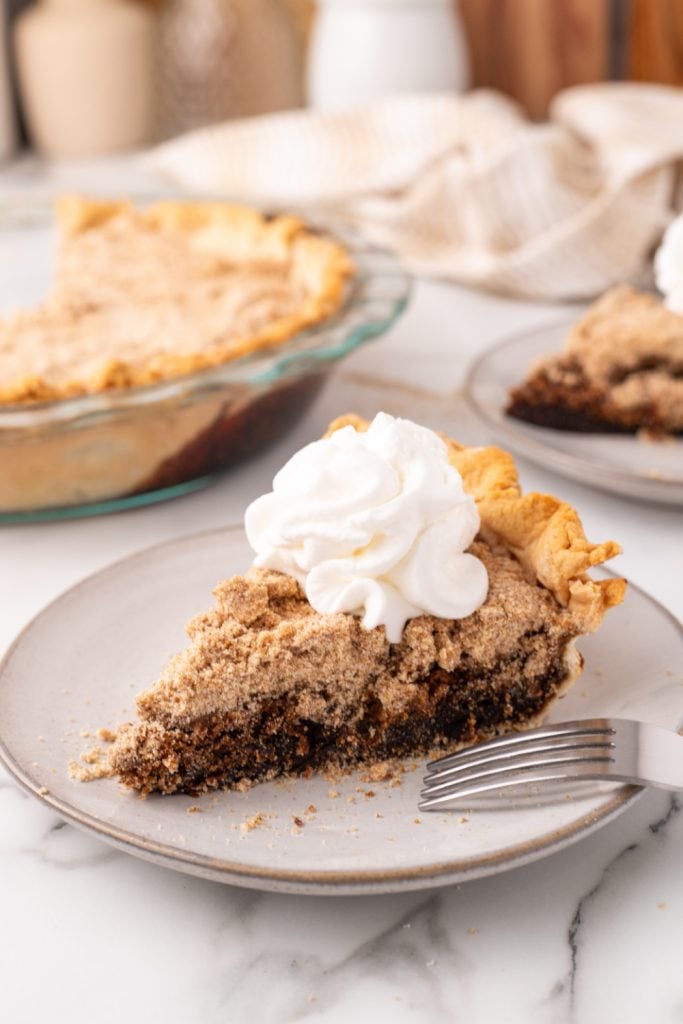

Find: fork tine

[420,746,614,799]
[424,736,615,788]
[418,759,619,810]
[420,719,683,810]
[426,719,614,773]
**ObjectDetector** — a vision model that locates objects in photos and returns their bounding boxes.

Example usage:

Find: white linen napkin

[149,83,683,301]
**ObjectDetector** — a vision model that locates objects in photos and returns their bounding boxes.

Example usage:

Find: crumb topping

[131,543,577,730]
[0,198,352,402]
[533,286,683,424]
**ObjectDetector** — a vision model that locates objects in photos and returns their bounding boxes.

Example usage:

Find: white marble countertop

[1,157,682,1024]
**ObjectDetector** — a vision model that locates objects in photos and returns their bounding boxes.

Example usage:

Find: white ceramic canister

[306,0,470,111]
[14,0,156,157]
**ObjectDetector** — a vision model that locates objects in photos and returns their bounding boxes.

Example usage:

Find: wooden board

[627,0,683,84]
[457,0,611,117]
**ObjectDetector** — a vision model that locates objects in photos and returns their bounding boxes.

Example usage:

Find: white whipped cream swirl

[655,213,683,314]
[244,412,489,643]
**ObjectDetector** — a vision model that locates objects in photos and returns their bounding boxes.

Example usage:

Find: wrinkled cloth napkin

[149,83,683,301]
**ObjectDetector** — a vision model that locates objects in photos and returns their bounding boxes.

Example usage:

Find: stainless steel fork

[419,718,683,811]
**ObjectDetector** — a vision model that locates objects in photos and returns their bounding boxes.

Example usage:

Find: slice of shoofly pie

[83,413,625,795]
[506,287,683,436]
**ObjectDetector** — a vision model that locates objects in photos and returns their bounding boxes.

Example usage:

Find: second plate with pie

[465,320,683,505]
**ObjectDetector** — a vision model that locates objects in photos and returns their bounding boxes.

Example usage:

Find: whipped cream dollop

[654,214,683,314]
[244,412,489,643]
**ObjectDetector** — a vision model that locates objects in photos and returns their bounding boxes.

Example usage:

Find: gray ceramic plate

[466,321,683,505]
[0,527,681,895]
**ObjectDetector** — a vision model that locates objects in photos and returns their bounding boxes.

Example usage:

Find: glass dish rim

[464,316,683,497]
[0,197,411,428]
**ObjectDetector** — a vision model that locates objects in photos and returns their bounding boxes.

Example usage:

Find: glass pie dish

[0,199,410,522]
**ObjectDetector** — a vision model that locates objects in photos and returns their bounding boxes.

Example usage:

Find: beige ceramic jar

[158,0,304,139]
[0,0,16,158]
[15,0,156,156]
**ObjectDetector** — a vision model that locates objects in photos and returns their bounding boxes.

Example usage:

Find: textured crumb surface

[508,286,683,434]
[68,754,110,782]
[102,542,582,796]
[132,543,576,725]
[0,198,352,403]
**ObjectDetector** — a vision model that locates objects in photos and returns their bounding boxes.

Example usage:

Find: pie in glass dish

[506,286,683,436]
[0,196,352,402]
[0,197,409,518]
[82,413,626,796]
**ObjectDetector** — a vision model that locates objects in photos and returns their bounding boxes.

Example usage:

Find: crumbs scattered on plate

[240,812,269,833]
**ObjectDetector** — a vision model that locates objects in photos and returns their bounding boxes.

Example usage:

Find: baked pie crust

[0,196,353,403]
[79,416,625,796]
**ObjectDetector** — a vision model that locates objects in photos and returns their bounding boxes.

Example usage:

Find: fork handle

[614,720,683,791]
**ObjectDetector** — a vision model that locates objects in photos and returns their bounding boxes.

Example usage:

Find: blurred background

[1,0,683,160]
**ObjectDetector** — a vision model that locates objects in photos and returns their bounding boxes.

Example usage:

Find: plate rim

[464,318,683,502]
[1,525,679,894]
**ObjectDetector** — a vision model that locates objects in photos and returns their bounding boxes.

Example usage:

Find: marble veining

[567,792,683,1024]
[648,794,681,835]
[3,754,683,1022]
[567,841,640,1010]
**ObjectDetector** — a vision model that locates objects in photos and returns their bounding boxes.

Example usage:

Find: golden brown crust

[326,414,626,633]
[0,196,354,404]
